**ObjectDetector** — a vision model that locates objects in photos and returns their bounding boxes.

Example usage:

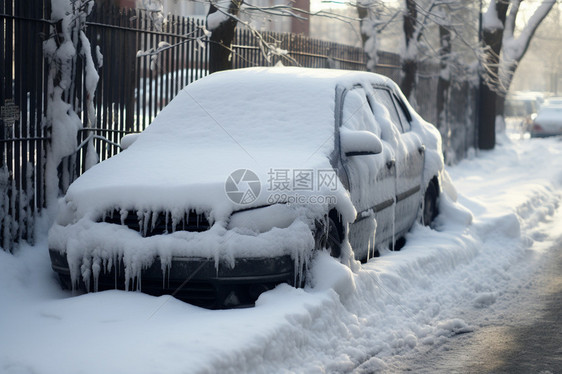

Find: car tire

[315,217,342,258]
[422,180,439,226]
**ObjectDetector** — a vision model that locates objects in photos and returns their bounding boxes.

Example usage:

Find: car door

[337,85,394,261]
[369,86,424,238]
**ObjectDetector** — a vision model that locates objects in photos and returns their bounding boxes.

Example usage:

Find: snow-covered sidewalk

[1,132,561,374]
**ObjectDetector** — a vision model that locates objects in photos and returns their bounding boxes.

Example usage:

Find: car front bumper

[49,249,297,309]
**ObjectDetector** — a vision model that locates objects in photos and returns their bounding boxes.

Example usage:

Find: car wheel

[315,217,342,258]
[422,180,439,226]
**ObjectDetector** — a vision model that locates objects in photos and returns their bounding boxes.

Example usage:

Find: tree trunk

[207,1,241,74]
[436,24,451,132]
[400,0,417,100]
[478,83,497,150]
[357,6,369,47]
[357,5,379,72]
[478,1,508,150]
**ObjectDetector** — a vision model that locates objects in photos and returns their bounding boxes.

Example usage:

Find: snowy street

[1,129,562,373]
[393,238,562,373]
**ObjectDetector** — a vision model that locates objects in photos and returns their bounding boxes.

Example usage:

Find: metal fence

[0,0,50,251]
[233,28,368,71]
[80,7,373,169]
[1,3,476,251]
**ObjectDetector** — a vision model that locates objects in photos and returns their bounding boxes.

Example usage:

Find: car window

[392,94,412,132]
[371,87,407,133]
[341,87,380,136]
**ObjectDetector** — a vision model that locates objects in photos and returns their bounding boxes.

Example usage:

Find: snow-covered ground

[1,129,561,374]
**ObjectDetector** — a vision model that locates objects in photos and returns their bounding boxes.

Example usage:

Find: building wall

[162,0,207,17]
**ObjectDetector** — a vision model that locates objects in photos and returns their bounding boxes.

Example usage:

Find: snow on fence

[0,2,476,251]
[0,0,50,252]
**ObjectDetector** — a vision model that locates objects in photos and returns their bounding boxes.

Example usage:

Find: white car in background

[543,96,562,106]
[49,67,444,308]
[530,105,562,138]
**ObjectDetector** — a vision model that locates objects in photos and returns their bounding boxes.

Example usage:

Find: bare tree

[207,0,243,73]
[479,0,555,149]
[203,0,354,72]
[497,0,556,114]
[478,0,509,150]
[356,1,478,100]
[401,0,418,100]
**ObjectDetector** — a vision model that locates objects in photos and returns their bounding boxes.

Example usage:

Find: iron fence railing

[0,0,50,251]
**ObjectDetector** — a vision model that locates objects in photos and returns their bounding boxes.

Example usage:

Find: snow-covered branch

[502,0,555,63]
[208,1,297,65]
[44,0,101,211]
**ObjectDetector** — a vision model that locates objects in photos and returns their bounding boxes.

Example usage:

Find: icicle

[324,215,329,248]
[167,261,170,288]
[137,211,142,235]
[120,209,128,226]
[151,210,159,233]
[92,256,101,292]
[171,210,180,233]
[392,163,398,251]
[136,268,142,291]
[81,256,92,292]
[293,250,300,286]
[143,211,150,235]
[124,263,131,291]
[160,257,171,289]
[113,253,118,289]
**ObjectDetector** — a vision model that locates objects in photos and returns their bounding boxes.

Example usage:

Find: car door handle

[386,159,395,169]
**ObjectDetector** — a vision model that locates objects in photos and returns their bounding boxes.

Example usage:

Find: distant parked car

[49,67,444,308]
[505,94,540,132]
[543,97,562,106]
[530,105,562,138]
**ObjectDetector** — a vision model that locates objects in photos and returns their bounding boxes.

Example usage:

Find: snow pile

[1,129,561,373]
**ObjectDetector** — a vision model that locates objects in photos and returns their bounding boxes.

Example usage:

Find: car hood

[65,143,338,221]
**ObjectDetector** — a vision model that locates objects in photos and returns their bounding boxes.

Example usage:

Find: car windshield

[138,69,340,165]
[539,107,562,116]
[545,98,562,106]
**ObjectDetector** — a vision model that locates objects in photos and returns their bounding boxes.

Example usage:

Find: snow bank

[2,129,562,373]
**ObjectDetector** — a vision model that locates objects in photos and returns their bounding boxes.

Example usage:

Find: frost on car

[48,67,445,308]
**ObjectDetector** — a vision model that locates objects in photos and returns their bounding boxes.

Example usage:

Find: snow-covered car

[48,67,444,308]
[530,105,562,138]
[543,96,562,106]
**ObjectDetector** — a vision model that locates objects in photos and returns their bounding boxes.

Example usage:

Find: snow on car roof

[66,67,393,219]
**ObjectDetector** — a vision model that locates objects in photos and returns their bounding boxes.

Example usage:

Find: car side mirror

[120,133,140,150]
[340,128,382,157]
